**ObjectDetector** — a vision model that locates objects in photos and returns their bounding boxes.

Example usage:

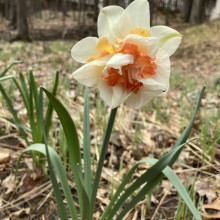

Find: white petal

[123,34,159,57]
[98,80,131,108]
[125,0,150,30]
[71,37,99,63]
[138,48,170,92]
[98,6,124,44]
[72,56,111,87]
[103,53,134,76]
[150,26,182,56]
[116,11,135,39]
[125,88,162,109]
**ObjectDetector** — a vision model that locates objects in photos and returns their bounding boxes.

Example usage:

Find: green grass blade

[90,107,118,218]
[0,61,22,77]
[39,90,69,220]
[0,75,15,81]
[44,71,59,139]
[83,87,92,199]
[41,87,84,217]
[0,84,29,145]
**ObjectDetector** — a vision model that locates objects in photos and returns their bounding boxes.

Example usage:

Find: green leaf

[0,75,15,81]
[29,82,36,142]
[40,87,83,217]
[16,144,78,220]
[44,71,59,139]
[0,84,29,145]
[13,77,30,116]
[39,90,71,220]
[117,158,201,220]
[19,72,30,105]
[3,117,32,132]
[0,61,22,77]
[29,71,42,142]
[83,87,92,199]
[105,143,185,220]
[105,86,205,220]
[148,158,201,220]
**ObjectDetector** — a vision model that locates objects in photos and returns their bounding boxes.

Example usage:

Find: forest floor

[0,12,219,220]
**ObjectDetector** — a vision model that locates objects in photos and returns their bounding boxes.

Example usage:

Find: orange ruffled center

[87,28,157,93]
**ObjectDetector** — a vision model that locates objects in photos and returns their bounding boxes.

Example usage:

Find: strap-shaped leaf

[147,158,201,220]
[0,84,29,145]
[29,71,42,142]
[40,87,84,217]
[0,61,22,77]
[44,71,59,139]
[0,75,15,81]
[17,144,78,220]
[103,86,205,220]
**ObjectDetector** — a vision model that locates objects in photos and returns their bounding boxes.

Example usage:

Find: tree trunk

[16,0,31,41]
[103,0,109,7]
[148,0,154,26]
[165,0,171,26]
[9,0,17,30]
[94,0,99,22]
[190,0,206,25]
[183,0,193,22]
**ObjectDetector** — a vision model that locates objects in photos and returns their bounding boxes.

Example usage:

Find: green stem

[90,107,118,218]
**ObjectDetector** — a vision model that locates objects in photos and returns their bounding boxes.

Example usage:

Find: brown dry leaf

[195,179,217,204]
[0,151,10,164]
[161,180,174,195]
[203,197,220,219]
[1,173,16,195]
[19,176,36,194]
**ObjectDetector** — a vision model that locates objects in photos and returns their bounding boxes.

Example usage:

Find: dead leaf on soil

[19,176,36,194]
[0,151,10,164]
[195,179,217,204]
[1,173,16,195]
[203,197,220,219]
[161,180,174,195]
[9,207,30,218]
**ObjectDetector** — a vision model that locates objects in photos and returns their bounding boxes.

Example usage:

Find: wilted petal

[123,34,159,57]
[125,88,162,109]
[98,6,124,43]
[125,0,150,30]
[71,37,99,63]
[150,26,182,56]
[98,80,131,108]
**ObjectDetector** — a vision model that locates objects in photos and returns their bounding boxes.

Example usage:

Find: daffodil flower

[71,0,182,109]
